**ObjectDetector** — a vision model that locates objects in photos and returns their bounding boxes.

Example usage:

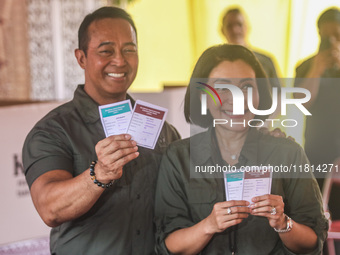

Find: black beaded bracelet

[89,160,114,188]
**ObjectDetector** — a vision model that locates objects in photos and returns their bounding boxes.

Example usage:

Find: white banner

[0,102,63,245]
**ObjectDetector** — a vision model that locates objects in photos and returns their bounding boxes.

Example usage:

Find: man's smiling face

[76,18,138,105]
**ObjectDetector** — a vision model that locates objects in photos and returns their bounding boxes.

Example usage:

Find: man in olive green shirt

[22,7,180,255]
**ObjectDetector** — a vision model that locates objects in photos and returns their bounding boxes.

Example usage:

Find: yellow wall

[128,0,194,92]
[125,0,339,144]
[127,0,340,93]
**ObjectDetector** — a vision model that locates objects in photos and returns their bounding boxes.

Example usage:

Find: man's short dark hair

[221,7,242,24]
[78,6,137,56]
[184,44,272,128]
[317,7,340,29]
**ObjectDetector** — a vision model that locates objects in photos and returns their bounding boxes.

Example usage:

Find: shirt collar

[191,127,260,167]
[239,127,260,167]
[73,85,135,124]
[190,128,213,165]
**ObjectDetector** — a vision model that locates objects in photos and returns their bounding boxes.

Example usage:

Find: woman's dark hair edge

[184,44,272,128]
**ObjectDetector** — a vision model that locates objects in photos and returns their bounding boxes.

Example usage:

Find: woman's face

[207,59,259,132]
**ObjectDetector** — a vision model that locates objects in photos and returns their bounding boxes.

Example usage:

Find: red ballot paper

[127,100,168,149]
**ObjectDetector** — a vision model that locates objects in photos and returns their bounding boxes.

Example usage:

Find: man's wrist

[89,161,114,188]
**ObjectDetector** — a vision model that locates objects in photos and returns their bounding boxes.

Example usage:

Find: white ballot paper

[224,171,244,201]
[224,168,272,204]
[99,100,132,137]
[126,100,168,149]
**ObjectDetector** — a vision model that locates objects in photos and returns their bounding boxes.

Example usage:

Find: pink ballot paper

[224,168,272,204]
[126,100,168,149]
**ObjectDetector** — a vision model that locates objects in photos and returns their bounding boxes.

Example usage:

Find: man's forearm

[30,169,104,227]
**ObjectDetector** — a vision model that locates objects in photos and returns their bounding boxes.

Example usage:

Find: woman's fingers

[250,194,286,229]
[207,200,251,233]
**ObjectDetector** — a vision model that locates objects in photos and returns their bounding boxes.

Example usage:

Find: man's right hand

[309,49,334,77]
[331,38,340,68]
[95,134,139,183]
[29,134,138,227]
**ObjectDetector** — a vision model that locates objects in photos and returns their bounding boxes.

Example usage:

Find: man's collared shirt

[23,85,180,255]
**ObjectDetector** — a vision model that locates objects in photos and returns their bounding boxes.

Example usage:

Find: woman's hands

[164,200,251,255]
[205,195,286,234]
[205,194,286,233]
[250,194,319,253]
[204,200,251,234]
[165,195,317,254]
[250,194,286,230]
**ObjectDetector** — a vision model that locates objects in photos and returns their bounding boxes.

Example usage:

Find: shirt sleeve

[282,145,328,255]
[154,143,194,255]
[294,58,313,87]
[22,123,74,188]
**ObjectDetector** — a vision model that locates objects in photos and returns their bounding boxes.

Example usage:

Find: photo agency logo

[197,81,312,128]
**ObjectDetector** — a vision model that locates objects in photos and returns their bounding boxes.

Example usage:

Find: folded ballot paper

[224,168,272,204]
[99,100,168,149]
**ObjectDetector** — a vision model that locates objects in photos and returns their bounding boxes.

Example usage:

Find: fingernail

[125,134,131,139]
